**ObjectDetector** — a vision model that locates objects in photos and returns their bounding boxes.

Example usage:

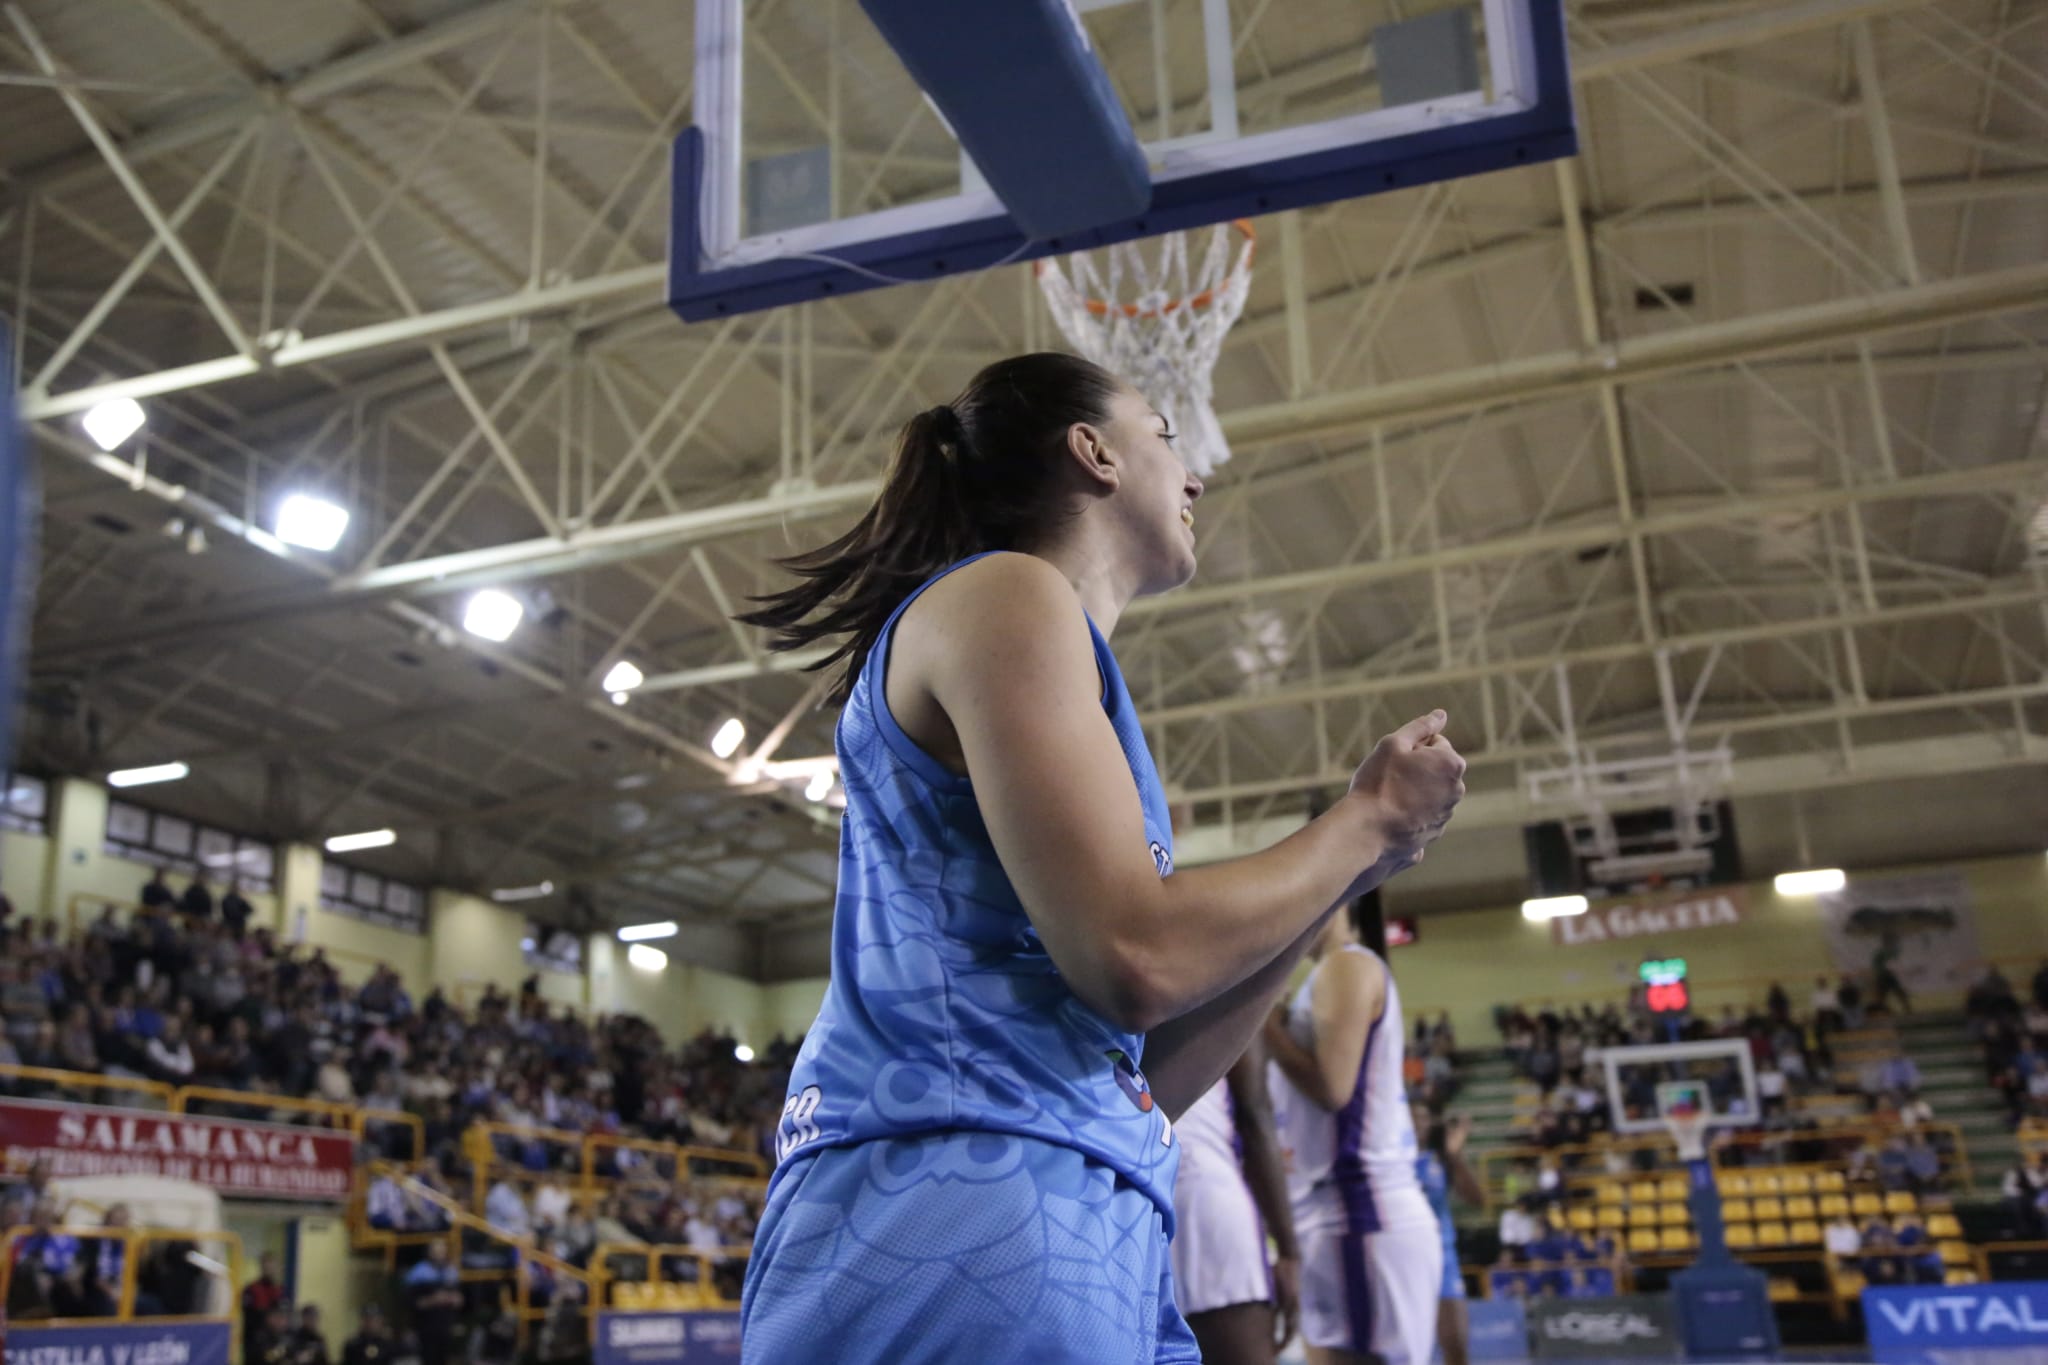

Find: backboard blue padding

[858,0,1149,240]
[670,0,1574,321]
[0,323,28,771]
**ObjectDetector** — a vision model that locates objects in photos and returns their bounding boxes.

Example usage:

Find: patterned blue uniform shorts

[741,1129,1200,1364]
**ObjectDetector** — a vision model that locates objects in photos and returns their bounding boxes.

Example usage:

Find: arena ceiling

[4,0,2046,976]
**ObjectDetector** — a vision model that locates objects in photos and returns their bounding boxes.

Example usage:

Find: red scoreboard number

[1640,957,1690,1015]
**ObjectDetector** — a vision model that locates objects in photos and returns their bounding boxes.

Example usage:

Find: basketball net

[1035,221,1255,477]
[1666,1109,1711,1164]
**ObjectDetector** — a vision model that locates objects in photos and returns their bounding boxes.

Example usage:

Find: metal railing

[0,1223,243,1342]
[592,1240,751,1310]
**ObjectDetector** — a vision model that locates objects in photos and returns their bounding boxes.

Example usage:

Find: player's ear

[1063,419,1119,493]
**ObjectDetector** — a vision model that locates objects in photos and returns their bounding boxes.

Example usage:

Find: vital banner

[1527,1294,1681,1359]
[1864,1282,2048,1349]
[593,1311,741,1365]
[0,1098,353,1200]
[6,1319,233,1365]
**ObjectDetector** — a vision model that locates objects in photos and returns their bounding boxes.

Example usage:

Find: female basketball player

[734,353,1465,1363]
[1263,905,1440,1365]
[1171,1040,1300,1365]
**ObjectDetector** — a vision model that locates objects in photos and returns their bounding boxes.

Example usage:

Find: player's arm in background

[919,554,1462,1061]
[1261,947,1385,1112]
[1228,1038,1301,1350]
[1444,1113,1487,1207]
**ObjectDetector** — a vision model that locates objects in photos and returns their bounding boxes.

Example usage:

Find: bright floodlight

[275,494,351,551]
[462,589,523,643]
[805,771,832,803]
[492,881,554,903]
[107,761,189,789]
[617,920,678,943]
[602,660,644,694]
[734,1044,755,1063]
[325,828,396,854]
[627,943,668,972]
[1521,894,1589,922]
[82,397,146,451]
[1774,868,1845,896]
[711,717,746,759]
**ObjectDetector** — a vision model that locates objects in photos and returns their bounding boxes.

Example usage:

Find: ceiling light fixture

[106,761,189,789]
[275,494,351,552]
[325,829,397,854]
[462,589,523,643]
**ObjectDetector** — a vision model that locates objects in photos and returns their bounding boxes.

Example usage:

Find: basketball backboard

[1602,1040,1761,1137]
[670,0,1573,320]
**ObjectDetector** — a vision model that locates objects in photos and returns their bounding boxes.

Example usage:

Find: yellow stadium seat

[1658,1176,1688,1201]
[1885,1191,1918,1215]
[1752,1196,1785,1221]
[1927,1213,1961,1239]
[1815,1170,1847,1193]
[1660,1227,1696,1253]
[1780,1171,1813,1195]
[1726,1224,1757,1249]
[1819,1194,1851,1219]
[1833,1268,1867,1297]
[1767,1277,1802,1302]
[1940,1241,1972,1266]
[1752,1173,1784,1195]
[1629,1228,1661,1254]
[1788,1221,1823,1246]
[1629,1205,1659,1228]
[1597,1206,1626,1229]
[1784,1196,1817,1220]
[1945,1269,1980,1286]
[1596,1182,1625,1204]
[1568,1207,1596,1231]
[1852,1193,1884,1218]
[1756,1222,1790,1248]
[1723,1198,1754,1221]
[1718,1173,1752,1196]
[615,1283,645,1308]
[1630,1181,1660,1204]
[1659,1203,1689,1226]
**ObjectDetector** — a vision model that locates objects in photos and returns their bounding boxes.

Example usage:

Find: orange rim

[1035,219,1257,319]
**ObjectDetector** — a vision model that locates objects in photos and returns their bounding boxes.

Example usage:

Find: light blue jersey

[1416,1150,1465,1300]
[742,554,1196,1364]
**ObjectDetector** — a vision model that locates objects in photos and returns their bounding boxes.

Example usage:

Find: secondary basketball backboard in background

[1601,1040,1761,1138]
[670,0,1573,320]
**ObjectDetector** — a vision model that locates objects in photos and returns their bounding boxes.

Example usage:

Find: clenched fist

[1348,709,1466,874]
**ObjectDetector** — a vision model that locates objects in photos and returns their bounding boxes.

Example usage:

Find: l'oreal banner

[1527,1294,1680,1359]
[594,1311,741,1365]
[0,1098,353,1201]
[5,1319,232,1365]
[1864,1282,2048,1349]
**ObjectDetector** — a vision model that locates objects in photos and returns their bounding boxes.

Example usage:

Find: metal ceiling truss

[7,0,2046,929]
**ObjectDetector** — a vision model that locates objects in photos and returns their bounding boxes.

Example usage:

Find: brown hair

[738,352,1123,704]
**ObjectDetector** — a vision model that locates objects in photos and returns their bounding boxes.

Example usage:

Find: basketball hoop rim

[1035,219,1257,319]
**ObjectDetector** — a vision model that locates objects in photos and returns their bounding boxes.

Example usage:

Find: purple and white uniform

[1169,1079,1271,1316]
[1268,944,1441,1363]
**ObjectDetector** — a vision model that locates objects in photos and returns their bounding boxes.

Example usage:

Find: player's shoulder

[908,552,1095,668]
[1323,944,1386,987]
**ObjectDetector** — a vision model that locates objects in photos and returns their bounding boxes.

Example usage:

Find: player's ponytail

[738,352,1121,705]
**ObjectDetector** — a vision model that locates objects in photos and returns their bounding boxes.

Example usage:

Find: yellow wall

[1391,851,2048,1042]
[587,935,772,1046]
[290,1213,381,1350]
[1,829,48,917]
[427,890,532,1006]
[763,978,829,1043]
[33,780,285,933]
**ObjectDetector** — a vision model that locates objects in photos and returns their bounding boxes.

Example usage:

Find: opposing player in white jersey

[1263,906,1440,1365]
[1171,1040,1300,1364]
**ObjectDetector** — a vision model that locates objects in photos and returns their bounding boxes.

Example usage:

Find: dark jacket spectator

[179,878,214,921]
[221,883,254,938]
[140,871,175,911]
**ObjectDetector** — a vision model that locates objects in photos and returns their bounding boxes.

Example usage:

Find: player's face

[1100,387,1203,593]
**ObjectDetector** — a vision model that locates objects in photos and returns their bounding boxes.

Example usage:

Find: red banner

[0,1098,354,1200]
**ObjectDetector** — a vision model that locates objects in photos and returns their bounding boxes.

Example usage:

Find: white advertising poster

[1818,870,1981,996]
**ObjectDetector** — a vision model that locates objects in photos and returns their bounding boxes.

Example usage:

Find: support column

[278,842,324,942]
[38,777,109,919]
